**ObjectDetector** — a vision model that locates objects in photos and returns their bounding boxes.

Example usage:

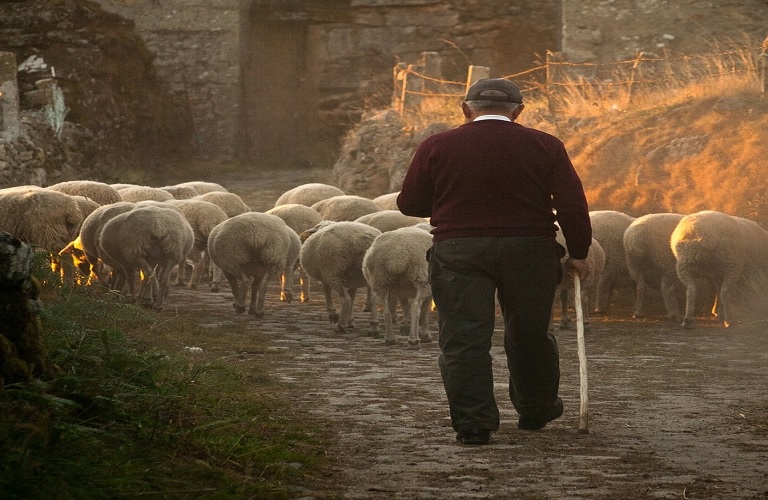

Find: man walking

[397,78,592,445]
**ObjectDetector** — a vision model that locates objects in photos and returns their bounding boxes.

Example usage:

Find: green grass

[1,267,328,499]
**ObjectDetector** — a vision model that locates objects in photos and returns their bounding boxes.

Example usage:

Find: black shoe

[456,428,491,445]
[518,397,564,431]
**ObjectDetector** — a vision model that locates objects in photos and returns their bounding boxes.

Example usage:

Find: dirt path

[158,170,768,499]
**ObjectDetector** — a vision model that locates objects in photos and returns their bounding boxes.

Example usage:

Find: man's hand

[566,257,591,281]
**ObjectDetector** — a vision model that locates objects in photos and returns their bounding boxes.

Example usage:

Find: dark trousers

[429,236,562,433]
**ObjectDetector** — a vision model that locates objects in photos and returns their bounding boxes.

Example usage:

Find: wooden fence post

[393,62,408,114]
[465,65,490,94]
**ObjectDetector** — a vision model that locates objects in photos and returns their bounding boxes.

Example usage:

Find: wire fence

[393,43,767,116]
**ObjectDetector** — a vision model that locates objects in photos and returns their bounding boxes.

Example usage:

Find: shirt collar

[473,115,512,122]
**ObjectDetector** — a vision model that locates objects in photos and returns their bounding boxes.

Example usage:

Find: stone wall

[75,0,768,169]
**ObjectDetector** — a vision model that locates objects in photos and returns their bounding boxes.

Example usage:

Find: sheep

[362,226,433,348]
[274,182,345,207]
[670,210,768,328]
[372,192,400,210]
[354,209,429,323]
[193,190,251,217]
[98,204,194,309]
[54,196,102,283]
[589,210,636,315]
[63,201,137,284]
[553,228,606,331]
[207,212,300,316]
[0,186,82,254]
[166,199,229,290]
[299,221,381,332]
[173,181,227,195]
[265,203,324,302]
[311,195,381,222]
[160,184,199,199]
[623,213,686,321]
[47,180,122,206]
[118,185,175,203]
[355,210,427,233]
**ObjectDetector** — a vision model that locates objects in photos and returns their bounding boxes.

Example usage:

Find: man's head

[462,78,524,120]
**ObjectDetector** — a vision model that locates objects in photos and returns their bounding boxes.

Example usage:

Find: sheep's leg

[398,297,412,335]
[210,262,224,293]
[363,286,372,312]
[677,262,698,328]
[322,283,339,324]
[137,262,158,308]
[717,274,740,328]
[299,265,311,303]
[225,271,247,314]
[367,289,380,337]
[280,265,295,303]
[336,286,357,332]
[187,250,207,289]
[249,272,270,318]
[660,272,683,321]
[153,262,174,310]
[594,272,612,315]
[383,290,396,344]
[632,277,648,318]
[418,292,433,344]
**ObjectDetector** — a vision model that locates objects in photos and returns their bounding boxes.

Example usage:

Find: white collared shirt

[473,115,512,122]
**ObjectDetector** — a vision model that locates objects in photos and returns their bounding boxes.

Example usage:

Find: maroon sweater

[397,119,592,259]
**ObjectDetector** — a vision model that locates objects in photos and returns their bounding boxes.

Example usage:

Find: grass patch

[1,269,329,499]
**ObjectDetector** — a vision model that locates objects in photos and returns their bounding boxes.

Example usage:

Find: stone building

[90,0,768,169]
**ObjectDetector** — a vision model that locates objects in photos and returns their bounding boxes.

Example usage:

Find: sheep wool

[589,210,636,314]
[274,182,345,207]
[174,181,227,195]
[311,195,382,222]
[553,228,606,330]
[167,199,229,289]
[99,205,194,309]
[670,210,768,328]
[355,210,427,233]
[265,203,324,302]
[0,187,82,253]
[193,191,251,217]
[299,221,381,332]
[47,180,122,206]
[623,213,685,321]
[372,192,400,211]
[362,226,433,348]
[207,212,299,316]
[118,185,174,203]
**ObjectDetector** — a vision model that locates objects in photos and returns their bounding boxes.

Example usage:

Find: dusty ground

[155,170,768,499]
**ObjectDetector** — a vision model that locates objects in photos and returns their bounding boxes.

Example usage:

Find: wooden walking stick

[573,273,589,434]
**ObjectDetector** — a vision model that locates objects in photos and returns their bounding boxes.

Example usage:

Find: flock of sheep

[0,179,764,347]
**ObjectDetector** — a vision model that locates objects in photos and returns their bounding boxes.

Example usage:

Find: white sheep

[355,210,427,233]
[160,184,199,199]
[274,182,345,207]
[207,212,300,316]
[47,180,123,206]
[589,210,636,315]
[118,185,175,203]
[362,226,433,348]
[64,201,136,284]
[311,194,382,222]
[0,186,82,254]
[372,192,400,210]
[166,199,229,290]
[265,203,324,303]
[670,210,768,328]
[553,229,606,330]
[193,190,251,217]
[299,221,381,332]
[623,213,686,321]
[173,181,227,195]
[98,205,194,309]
